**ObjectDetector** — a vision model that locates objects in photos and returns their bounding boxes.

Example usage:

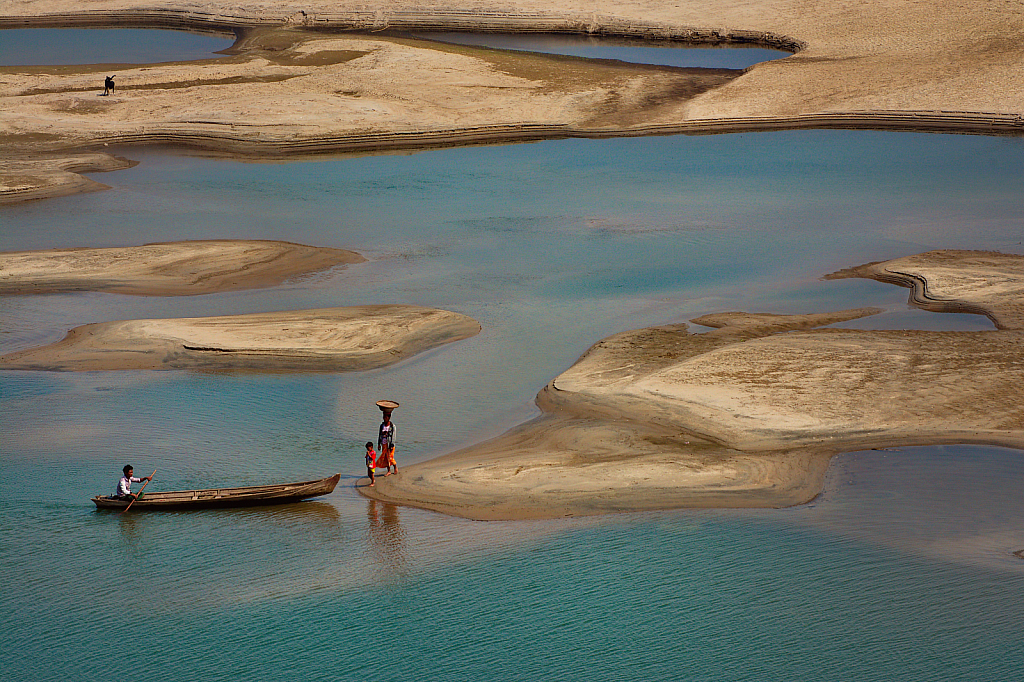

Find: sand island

[0,304,481,371]
[0,239,365,295]
[362,251,1024,519]
[3,0,1024,202]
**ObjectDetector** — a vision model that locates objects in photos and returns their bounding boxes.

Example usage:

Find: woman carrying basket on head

[376,400,398,476]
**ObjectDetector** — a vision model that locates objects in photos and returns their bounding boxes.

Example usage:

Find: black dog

[103,75,115,96]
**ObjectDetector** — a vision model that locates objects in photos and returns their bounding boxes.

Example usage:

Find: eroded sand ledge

[825,250,1024,331]
[363,251,1024,520]
[3,0,1024,202]
[0,240,365,296]
[0,305,481,371]
[0,153,138,204]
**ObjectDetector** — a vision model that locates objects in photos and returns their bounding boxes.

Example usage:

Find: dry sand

[0,304,481,371]
[0,239,365,295]
[825,249,1024,331]
[362,416,834,520]
[363,252,1024,519]
[3,0,1024,202]
[0,152,137,204]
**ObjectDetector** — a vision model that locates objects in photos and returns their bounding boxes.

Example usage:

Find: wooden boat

[92,473,341,511]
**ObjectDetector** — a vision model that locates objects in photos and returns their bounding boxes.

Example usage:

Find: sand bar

[0,152,137,204]
[0,240,365,296]
[362,415,834,520]
[4,0,1024,201]
[364,252,1024,519]
[825,250,1024,331]
[0,305,481,371]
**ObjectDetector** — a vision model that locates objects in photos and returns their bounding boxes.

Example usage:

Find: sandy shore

[363,252,1024,519]
[0,304,480,371]
[3,0,1024,202]
[0,240,365,296]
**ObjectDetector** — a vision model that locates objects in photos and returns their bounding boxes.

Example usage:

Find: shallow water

[408,32,790,69]
[0,28,234,66]
[2,130,1024,679]
[0,27,784,70]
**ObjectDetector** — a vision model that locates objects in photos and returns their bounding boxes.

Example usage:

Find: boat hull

[92,473,341,511]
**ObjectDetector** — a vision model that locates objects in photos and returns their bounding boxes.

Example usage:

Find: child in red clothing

[364,441,377,486]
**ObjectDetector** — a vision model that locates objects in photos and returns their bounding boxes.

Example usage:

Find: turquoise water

[0,28,233,66]
[2,131,1024,679]
[409,32,790,69]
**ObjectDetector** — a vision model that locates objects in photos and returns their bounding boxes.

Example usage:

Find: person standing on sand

[365,441,377,486]
[115,465,151,501]
[377,412,397,476]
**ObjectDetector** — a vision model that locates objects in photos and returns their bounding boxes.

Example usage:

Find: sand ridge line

[825,250,1024,331]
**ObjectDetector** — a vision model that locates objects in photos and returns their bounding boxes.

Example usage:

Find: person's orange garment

[378,445,395,468]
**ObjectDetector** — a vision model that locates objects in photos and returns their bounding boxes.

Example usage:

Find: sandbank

[825,250,1024,331]
[363,252,1024,520]
[3,0,1024,201]
[0,152,137,204]
[0,240,365,296]
[362,416,835,520]
[0,305,480,371]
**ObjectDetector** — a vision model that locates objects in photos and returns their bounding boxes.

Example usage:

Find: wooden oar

[121,469,156,514]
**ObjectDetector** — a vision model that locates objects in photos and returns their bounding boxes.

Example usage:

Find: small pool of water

[0,28,234,66]
[409,31,791,69]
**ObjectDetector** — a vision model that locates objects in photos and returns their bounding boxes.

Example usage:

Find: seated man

[115,465,151,501]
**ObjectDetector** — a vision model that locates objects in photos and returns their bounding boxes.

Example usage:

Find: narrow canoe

[92,473,341,511]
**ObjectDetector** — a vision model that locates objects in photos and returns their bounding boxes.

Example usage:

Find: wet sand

[4,0,1024,202]
[363,252,1024,519]
[0,304,481,371]
[0,240,365,295]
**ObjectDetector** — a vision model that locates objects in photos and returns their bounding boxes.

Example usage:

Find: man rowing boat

[115,465,152,501]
